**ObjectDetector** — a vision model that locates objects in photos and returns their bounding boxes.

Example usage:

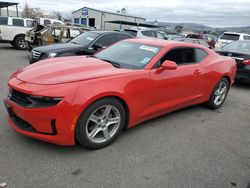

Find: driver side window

[94,34,118,47]
[160,48,196,65]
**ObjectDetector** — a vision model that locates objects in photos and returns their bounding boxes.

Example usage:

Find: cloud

[5,0,250,27]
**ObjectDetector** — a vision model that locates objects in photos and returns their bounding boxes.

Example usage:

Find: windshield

[220,33,240,41]
[222,41,250,53]
[95,41,161,69]
[70,32,99,45]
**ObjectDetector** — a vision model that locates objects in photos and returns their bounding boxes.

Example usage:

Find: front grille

[32,50,41,59]
[8,89,32,107]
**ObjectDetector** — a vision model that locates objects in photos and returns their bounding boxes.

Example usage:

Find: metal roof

[0,1,18,9]
[104,20,160,28]
[72,7,146,20]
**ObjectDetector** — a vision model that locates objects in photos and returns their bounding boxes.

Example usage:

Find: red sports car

[4,38,236,149]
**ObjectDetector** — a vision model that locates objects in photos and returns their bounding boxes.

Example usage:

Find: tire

[207,78,230,109]
[13,36,28,50]
[9,41,15,47]
[76,97,126,149]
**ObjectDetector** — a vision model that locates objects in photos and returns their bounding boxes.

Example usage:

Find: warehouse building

[72,7,146,31]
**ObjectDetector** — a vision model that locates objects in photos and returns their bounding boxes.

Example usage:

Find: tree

[175,25,184,33]
[50,10,63,20]
[21,2,45,18]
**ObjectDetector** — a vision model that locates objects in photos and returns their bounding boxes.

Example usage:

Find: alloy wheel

[86,105,121,143]
[213,81,228,106]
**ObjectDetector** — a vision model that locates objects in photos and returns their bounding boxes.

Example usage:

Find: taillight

[242,59,250,65]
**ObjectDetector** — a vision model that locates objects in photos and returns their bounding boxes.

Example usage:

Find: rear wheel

[76,98,126,149]
[13,36,28,50]
[207,78,229,109]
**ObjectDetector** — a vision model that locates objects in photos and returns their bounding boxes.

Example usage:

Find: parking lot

[0,43,249,188]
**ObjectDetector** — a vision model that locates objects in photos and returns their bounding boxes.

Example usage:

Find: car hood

[15,56,134,85]
[33,42,84,53]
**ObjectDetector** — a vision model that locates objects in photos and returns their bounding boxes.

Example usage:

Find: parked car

[186,33,216,49]
[0,16,35,49]
[124,28,167,39]
[216,40,250,82]
[4,38,236,149]
[29,31,133,63]
[215,32,250,49]
[174,38,210,48]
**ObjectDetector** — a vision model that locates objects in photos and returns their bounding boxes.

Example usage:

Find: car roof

[91,30,133,36]
[123,38,208,49]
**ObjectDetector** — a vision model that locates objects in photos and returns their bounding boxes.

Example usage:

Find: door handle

[194,70,202,74]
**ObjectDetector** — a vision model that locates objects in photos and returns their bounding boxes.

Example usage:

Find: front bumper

[4,79,80,146]
[4,98,77,146]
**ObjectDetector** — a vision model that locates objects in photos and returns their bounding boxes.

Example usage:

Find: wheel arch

[13,33,25,42]
[75,93,131,132]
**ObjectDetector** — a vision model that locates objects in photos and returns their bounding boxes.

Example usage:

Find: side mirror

[160,60,177,71]
[93,43,103,51]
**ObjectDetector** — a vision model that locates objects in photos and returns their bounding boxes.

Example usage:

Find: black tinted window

[0,17,8,25]
[195,49,208,62]
[95,34,118,47]
[162,48,196,65]
[12,19,24,26]
[220,34,240,41]
[117,34,131,40]
[243,35,250,40]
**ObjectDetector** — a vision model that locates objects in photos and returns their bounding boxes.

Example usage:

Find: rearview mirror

[160,60,177,71]
[93,43,104,51]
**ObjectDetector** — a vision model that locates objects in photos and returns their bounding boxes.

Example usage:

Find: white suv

[124,28,166,40]
[216,32,250,49]
[0,16,35,49]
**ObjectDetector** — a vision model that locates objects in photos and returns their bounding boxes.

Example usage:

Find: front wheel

[13,36,28,50]
[76,98,126,149]
[207,78,230,109]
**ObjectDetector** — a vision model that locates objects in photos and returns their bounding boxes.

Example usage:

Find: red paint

[4,39,237,146]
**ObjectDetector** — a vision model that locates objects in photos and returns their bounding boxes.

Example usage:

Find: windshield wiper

[99,58,121,68]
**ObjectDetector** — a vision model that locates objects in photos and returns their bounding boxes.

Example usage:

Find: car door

[148,47,207,115]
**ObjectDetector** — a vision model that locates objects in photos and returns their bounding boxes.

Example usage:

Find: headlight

[28,95,62,107]
[48,53,57,58]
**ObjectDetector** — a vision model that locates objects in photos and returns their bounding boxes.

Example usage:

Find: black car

[29,31,133,64]
[216,40,250,82]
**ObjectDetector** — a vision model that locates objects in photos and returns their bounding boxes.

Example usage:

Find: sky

[4,0,250,27]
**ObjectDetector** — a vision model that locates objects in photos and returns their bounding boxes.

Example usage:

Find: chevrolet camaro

[4,39,236,149]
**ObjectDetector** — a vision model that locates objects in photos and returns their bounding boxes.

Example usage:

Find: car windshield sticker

[86,37,94,41]
[140,45,159,53]
[140,57,151,64]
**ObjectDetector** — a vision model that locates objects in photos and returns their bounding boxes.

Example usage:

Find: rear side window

[0,17,8,25]
[12,19,24,26]
[195,49,208,62]
[162,48,196,65]
[220,34,240,41]
[243,35,250,40]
